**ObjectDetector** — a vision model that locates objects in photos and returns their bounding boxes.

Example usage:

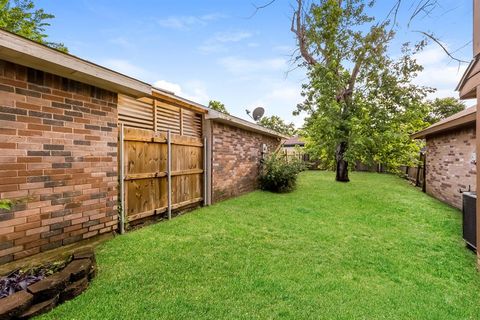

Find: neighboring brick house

[204,110,286,203]
[412,106,477,209]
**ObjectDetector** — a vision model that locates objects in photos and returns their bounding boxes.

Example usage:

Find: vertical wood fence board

[122,127,204,222]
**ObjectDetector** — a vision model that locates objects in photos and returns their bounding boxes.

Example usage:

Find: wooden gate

[119,126,204,227]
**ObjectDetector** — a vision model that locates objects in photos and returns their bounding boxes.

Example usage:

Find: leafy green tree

[0,0,67,51]
[257,115,296,136]
[208,100,229,115]
[291,0,432,182]
[425,97,466,125]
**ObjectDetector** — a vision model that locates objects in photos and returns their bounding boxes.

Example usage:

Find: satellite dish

[252,107,265,121]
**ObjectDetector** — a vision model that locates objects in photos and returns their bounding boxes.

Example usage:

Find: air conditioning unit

[462,192,477,251]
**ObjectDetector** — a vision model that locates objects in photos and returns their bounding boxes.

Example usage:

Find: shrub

[0,199,12,210]
[259,153,305,193]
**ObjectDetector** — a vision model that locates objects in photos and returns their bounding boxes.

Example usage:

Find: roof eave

[0,30,151,97]
[457,56,480,100]
[205,110,289,139]
[411,115,476,139]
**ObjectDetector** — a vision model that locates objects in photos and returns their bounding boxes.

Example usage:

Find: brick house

[204,110,286,203]
[0,29,285,265]
[411,106,477,209]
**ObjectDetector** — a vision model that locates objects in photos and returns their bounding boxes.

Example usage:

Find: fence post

[203,137,207,206]
[422,153,426,193]
[119,123,125,234]
[167,130,172,220]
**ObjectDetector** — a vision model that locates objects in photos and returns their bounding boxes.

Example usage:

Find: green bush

[0,199,12,210]
[259,154,305,193]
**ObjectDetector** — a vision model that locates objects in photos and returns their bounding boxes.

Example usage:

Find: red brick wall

[211,121,281,202]
[0,61,118,264]
[426,125,476,209]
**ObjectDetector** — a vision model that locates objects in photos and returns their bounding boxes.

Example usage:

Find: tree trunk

[335,141,349,182]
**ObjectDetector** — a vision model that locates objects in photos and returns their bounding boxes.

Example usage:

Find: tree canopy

[0,0,66,52]
[425,97,466,125]
[208,100,230,115]
[292,0,432,181]
[257,115,296,136]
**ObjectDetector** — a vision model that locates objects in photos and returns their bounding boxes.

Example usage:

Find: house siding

[425,125,476,209]
[0,60,118,264]
[211,121,281,203]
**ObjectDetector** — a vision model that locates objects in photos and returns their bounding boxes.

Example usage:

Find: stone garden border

[0,248,96,319]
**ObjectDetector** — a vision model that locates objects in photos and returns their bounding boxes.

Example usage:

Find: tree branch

[245,0,277,18]
[414,30,469,64]
[291,0,317,66]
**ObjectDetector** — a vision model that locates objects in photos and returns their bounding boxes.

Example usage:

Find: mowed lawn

[40,171,480,320]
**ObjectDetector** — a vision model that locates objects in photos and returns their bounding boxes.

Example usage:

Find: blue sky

[37,0,475,126]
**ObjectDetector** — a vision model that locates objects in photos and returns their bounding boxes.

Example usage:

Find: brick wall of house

[425,125,476,209]
[211,121,281,203]
[0,60,118,264]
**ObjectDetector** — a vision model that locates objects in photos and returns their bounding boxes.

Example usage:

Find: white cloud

[158,13,225,30]
[219,56,287,75]
[198,31,252,54]
[153,80,210,105]
[108,37,132,49]
[213,31,252,43]
[414,46,447,66]
[413,45,468,100]
[248,81,304,127]
[184,81,210,104]
[103,59,151,80]
[153,80,182,95]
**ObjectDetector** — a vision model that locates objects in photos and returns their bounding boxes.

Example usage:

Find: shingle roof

[283,136,305,146]
[411,105,476,139]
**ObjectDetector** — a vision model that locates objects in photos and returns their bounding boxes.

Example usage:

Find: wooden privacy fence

[118,94,203,137]
[400,151,426,192]
[119,126,205,230]
[401,165,425,189]
[282,149,309,163]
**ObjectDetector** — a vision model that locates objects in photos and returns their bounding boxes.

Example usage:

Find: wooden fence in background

[400,165,425,190]
[400,152,426,192]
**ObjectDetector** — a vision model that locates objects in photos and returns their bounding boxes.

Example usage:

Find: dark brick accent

[29,110,53,119]
[27,176,51,183]
[50,221,71,231]
[0,113,16,121]
[51,151,72,157]
[51,102,72,110]
[28,151,50,156]
[85,125,100,131]
[44,144,64,150]
[64,111,82,118]
[53,114,73,122]
[52,163,72,169]
[15,87,41,98]
[73,140,90,146]
[0,105,27,115]
[0,83,14,92]
[43,119,64,126]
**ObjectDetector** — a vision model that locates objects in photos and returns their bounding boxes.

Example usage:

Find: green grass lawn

[39,171,480,320]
